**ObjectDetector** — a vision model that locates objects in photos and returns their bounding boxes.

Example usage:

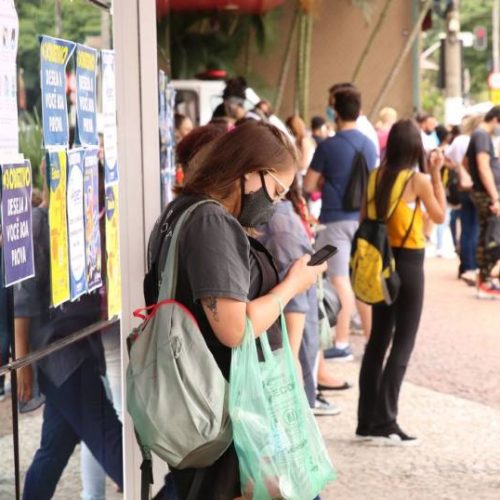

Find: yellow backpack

[350,169,415,305]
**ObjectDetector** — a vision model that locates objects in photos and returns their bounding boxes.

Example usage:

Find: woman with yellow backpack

[356,119,446,445]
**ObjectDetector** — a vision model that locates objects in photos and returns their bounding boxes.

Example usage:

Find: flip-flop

[317,382,352,391]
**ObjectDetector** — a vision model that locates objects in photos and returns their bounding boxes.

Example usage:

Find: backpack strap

[158,199,221,301]
[400,199,420,248]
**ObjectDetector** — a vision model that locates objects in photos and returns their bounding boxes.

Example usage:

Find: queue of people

[155,74,500,498]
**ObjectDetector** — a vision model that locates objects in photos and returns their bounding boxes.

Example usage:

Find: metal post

[493,0,499,72]
[444,0,463,125]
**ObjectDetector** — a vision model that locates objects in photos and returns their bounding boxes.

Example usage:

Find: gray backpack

[126,200,232,496]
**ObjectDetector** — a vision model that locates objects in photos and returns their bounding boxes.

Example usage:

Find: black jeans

[357,248,425,434]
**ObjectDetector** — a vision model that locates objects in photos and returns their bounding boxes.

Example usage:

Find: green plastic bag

[229,314,336,499]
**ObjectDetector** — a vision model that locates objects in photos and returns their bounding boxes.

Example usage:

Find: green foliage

[18,110,44,188]
[16,0,101,108]
[422,0,492,101]
[161,8,282,80]
[421,71,444,121]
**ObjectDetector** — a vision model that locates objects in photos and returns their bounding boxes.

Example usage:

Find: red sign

[157,0,284,17]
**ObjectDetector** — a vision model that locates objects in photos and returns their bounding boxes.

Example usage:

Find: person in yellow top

[357,119,446,446]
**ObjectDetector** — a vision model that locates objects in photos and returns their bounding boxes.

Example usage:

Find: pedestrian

[326,82,380,165]
[445,114,482,283]
[174,113,194,144]
[311,116,329,146]
[150,121,326,498]
[416,112,439,152]
[304,85,378,361]
[375,106,398,160]
[357,119,446,445]
[285,114,316,172]
[258,176,346,417]
[16,161,123,500]
[465,106,500,298]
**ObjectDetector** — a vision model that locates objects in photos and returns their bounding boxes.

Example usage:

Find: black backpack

[338,134,370,212]
[445,168,461,206]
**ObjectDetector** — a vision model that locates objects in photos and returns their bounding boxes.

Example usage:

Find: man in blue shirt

[304,85,377,361]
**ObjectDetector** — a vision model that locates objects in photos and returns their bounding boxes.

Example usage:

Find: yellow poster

[48,149,70,306]
[105,184,121,318]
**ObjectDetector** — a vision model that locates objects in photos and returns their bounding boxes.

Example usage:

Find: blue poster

[75,44,98,146]
[40,35,75,147]
[101,50,118,185]
[83,148,102,292]
[67,148,87,300]
[0,161,34,286]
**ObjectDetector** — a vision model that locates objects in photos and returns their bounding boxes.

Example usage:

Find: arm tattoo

[204,296,219,322]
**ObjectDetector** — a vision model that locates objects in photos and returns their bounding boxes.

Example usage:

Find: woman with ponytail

[357,119,446,445]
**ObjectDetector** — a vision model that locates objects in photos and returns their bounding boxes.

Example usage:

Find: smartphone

[308,245,338,266]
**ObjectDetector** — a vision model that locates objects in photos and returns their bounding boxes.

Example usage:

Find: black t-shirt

[466,129,495,192]
[162,197,280,380]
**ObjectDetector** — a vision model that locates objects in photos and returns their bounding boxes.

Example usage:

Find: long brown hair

[182,121,298,200]
[374,119,426,218]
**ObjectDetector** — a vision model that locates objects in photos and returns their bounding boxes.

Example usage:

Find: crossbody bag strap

[158,199,221,301]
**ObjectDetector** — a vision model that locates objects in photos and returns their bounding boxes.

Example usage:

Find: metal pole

[444,0,463,125]
[493,0,499,72]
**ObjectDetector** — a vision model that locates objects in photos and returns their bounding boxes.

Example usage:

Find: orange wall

[251,0,415,124]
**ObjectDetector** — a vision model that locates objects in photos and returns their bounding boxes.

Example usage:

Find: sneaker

[369,428,420,447]
[459,270,477,287]
[312,394,341,416]
[323,345,354,362]
[0,387,5,403]
[477,281,500,300]
[354,429,372,442]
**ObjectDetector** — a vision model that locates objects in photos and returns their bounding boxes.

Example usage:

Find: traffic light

[474,26,488,51]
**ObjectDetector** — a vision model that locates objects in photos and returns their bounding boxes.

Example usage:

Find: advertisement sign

[47,149,70,306]
[101,50,118,185]
[40,35,75,147]
[105,184,121,317]
[83,148,102,292]
[67,148,87,300]
[0,161,34,286]
[0,0,19,157]
[75,44,98,146]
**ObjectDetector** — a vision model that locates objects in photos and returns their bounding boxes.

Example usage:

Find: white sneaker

[369,429,420,447]
[313,394,341,416]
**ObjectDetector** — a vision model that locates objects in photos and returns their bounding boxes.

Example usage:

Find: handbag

[229,312,336,499]
[317,278,341,350]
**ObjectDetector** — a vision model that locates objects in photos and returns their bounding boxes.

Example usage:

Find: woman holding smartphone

[357,119,446,445]
[149,121,327,498]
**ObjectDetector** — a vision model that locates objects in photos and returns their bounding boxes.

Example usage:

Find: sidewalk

[318,360,500,500]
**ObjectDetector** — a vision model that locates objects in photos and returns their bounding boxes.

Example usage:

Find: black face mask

[238,172,276,228]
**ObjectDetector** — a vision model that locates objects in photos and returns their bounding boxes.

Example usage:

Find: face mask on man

[493,125,500,137]
[326,106,336,123]
[238,172,276,228]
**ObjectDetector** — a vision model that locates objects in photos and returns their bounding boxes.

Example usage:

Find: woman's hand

[285,255,327,295]
[428,149,444,174]
[17,365,33,402]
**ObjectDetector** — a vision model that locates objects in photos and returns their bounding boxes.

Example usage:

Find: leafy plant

[18,109,44,188]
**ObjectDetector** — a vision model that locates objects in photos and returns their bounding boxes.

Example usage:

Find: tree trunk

[369,0,433,122]
[55,0,63,37]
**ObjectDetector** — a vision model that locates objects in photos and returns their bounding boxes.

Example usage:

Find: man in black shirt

[465,106,500,298]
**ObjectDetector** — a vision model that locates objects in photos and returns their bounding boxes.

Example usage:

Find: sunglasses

[265,171,290,201]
